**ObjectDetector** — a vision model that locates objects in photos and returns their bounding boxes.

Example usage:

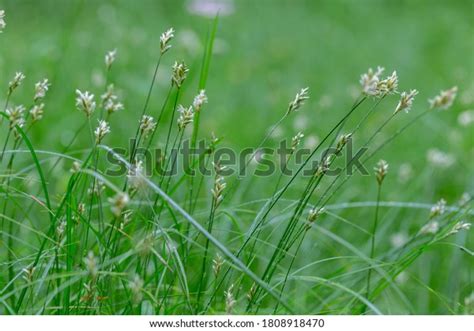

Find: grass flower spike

[429,86,458,110]
[139,115,157,137]
[171,61,189,88]
[75,89,96,117]
[291,131,304,150]
[6,105,25,129]
[108,192,130,217]
[360,66,384,96]
[94,120,110,143]
[30,103,45,122]
[8,72,26,94]
[34,78,50,101]
[193,89,208,111]
[160,27,174,54]
[177,105,194,130]
[374,159,389,185]
[287,87,309,114]
[395,89,418,114]
[0,10,5,32]
[105,49,117,69]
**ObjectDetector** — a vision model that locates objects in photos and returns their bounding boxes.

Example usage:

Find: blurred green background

[0,0,472,313]
[1,0,472,199]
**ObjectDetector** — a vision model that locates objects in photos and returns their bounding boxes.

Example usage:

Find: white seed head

[8,72,26,93]
[291,131,304,150]
[105,49,117,69]
[429,86,457,110]
[384,71,399,95]
[395,89,418,114]
[374,159,389,185]
[129,274,144,303]
[84,251,98,279]
[22,266,35,283]
[160,27,175,54]
[34,78,50,101]
[0,10,6,32]
[171,61,189,88]
[108,192,129,217]
[6,105,26,129]
[30,103,45,122]
[94,120,110,143]
[212,253,224,277]
[427,148,455,168]
[287,87,310,114]
[139,115,157,137]
[360,66,385,97]
[75,89,96,117]
[449,221,471,235]
[101,84,123,114]
[336,133,352,151]
[211,175,226,207]
[177,105,194,130]
[420,220,439,235]
[225,284,236,314]
[128,160,145,190]
[430,198,446,218]
[193,89,208,111]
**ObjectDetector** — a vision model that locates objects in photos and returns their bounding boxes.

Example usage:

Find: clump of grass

[0,8,471,316]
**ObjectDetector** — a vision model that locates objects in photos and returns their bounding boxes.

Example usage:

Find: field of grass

[0,0,472,315]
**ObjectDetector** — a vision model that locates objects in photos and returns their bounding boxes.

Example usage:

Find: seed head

[101,84,123,114]
[139,115,157,137]
[105,49,117,69]
[420,220,439,235]
[75,89,96,117]
[315,155,333,177]
[211,175,226,207]
[8,72,26,94]
[291,131,304,150]
[287,87,310,114]
[0,10,6,32]
[336,133,352,152]
[94,120,110,143]
[307,207,324,228]
[449,221,471,235]
[193,89,208,111]
[160,28,175,54]
[128,160,145,190]
[22,266,35,283]
[429,86,457,110]
[177,105,194,130]
[212,253,224,277]
[108,192,129,217]
[6,105,25,129]
[374,159,388,185]
[384,71,399,95]
[30,103,45,122]
[171,61,189,88]
[395,89,418,114]
[34,78,50,101]
[360,66,385,97]
[129,274,144,304]
[430,198,446,218]
[225,284,236,314]
[84,251,99,279]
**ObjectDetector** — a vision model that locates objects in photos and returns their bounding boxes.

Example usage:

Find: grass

[0,0,473,315]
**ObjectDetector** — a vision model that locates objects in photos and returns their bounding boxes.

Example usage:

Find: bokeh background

[0,0,472,313]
